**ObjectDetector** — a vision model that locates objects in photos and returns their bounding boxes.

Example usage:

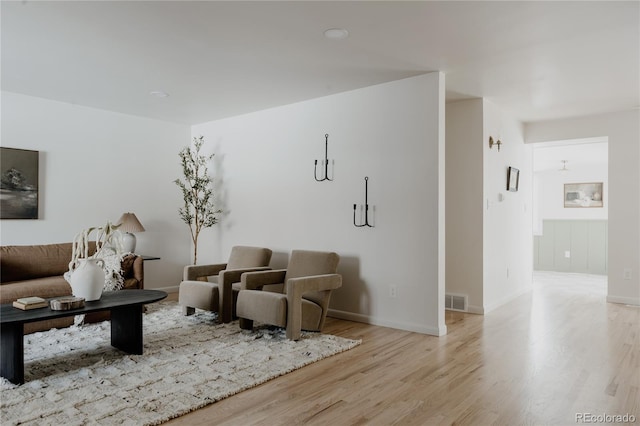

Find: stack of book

[13,296,48,310]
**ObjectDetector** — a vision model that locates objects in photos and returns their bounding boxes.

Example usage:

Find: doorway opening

[531,137,609,295]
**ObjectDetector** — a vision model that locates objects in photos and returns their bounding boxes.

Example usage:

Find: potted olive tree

[174,136,222,264]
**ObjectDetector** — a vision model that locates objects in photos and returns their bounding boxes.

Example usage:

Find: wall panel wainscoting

[534,219,607,274]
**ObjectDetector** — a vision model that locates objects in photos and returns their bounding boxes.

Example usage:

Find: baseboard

[467,305,484,315]
[153,285,179,294]
[483,285,532,314]
[606,295,640,306]
[327,309,446,336]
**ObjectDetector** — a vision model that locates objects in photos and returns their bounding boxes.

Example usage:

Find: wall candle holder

[489,136,502,152]
[353,176,374,227]
[314,134,334,181]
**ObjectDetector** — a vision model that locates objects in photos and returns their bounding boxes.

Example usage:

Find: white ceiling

[532,139,608,173]
[2,1,638,126]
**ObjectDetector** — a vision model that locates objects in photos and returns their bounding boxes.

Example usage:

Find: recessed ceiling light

[149,90,169,98]
[323,28,349,40]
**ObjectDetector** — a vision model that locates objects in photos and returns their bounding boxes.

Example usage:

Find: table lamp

[117,212,145,253]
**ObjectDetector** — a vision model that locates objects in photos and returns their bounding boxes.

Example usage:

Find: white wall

[482,100,533,313]
[534,165,608,225]
[445,99,532,314]
[525,110,640,305]
[0,92,191,290]
[445,99,484,312]
[193,73,447,336]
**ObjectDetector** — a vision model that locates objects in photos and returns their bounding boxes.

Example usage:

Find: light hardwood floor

[165,272,639,425]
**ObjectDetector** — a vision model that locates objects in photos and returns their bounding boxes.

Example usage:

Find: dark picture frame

[507,166,519,192]
[564,182,603,208]
[1,147,39,219]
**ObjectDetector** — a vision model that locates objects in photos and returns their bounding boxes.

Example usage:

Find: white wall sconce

[314,133,334,181]
[489,136,502,152]
[353,176,374,228]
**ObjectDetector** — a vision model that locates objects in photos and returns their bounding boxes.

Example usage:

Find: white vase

[70,258,105,301]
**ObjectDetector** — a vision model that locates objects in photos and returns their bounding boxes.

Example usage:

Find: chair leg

[286,323,301,341]
[220,308,231,324]
[286,296,302,341]
[231,291,239,320]
[183,306,195,316]
[239,318,253,330]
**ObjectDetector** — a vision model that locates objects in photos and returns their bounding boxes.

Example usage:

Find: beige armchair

[236,250,341,340]
[178,246,272,323]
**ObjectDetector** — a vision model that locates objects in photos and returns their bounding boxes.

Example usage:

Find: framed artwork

[1,147,39,219]
[564,182,603,208]
[507,166,519,192]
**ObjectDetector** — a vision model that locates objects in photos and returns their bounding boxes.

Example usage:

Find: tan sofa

[0,242,143,333]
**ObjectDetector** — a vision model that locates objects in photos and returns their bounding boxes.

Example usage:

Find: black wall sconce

[489,136,502,152]
[314,133,334,181]
[353,176,374,228]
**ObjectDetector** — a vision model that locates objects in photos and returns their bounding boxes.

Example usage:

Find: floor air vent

[445,293,468,312]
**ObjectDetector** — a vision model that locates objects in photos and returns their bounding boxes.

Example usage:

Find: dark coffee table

[0,289,167,384]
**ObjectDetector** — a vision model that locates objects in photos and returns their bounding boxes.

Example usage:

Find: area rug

[0,301,360,426]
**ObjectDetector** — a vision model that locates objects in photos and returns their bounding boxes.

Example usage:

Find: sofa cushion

[25,318,75,335]
[0,276,74,334]
[0,276,72,304]
[237,291,288,327]
[0,242,96,283]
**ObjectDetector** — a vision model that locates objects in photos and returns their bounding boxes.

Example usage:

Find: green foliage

[174,136,222,264]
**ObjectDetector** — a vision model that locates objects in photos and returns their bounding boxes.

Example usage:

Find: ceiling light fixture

[149,90,169,98]
[323,28,349,40]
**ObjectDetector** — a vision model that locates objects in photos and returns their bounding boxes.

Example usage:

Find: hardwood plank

[164,273,639,425]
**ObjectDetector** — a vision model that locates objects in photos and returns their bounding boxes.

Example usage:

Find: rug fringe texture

[0,301,361,425]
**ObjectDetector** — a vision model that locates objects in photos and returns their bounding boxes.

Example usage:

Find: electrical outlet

[623,268,632,280]
[564,251,571,258]
[389,285,397,298]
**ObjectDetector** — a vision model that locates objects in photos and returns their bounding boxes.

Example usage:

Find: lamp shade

[117,213,145,233]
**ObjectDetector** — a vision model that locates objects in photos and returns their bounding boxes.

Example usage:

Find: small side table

[139,256,160,299]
